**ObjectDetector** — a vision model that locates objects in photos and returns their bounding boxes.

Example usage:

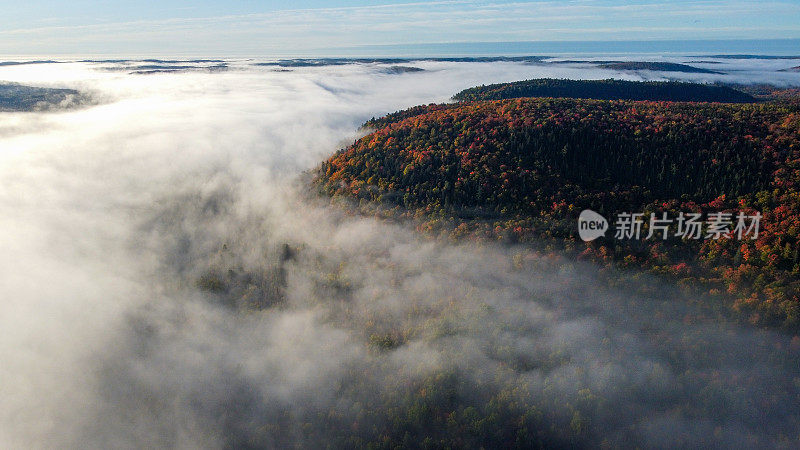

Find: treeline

[316,97,800,328]
[324,99,779,213]
[452,78,756,103]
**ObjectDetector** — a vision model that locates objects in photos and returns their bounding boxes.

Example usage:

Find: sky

[1,0,800,57]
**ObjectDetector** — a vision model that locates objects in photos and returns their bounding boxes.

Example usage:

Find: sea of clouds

[1,58,800,448]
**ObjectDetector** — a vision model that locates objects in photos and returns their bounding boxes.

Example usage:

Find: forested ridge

[595,62,722,74]
[0,83,87,111]
[317,91,800,329]
[452,78,756,102]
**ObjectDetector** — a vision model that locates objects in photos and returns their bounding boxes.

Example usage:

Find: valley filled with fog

[2,58,800,448]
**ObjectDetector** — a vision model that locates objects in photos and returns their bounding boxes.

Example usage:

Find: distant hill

[0,60,59,66]
[0,83,89,111]
[598,61,723,74]
[127,64,228,75]
[254,56,548,67]
[317,96,800,329]
[722,83,800,100]
[548,59,623,64]
[381,66,425,74]
[703,54,800,60]
[81,59,224,64]
[452,78,756,103]
[95,62,229,75]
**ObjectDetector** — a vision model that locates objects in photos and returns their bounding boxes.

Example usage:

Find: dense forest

[317,83,800,329]
[452,78,756,102]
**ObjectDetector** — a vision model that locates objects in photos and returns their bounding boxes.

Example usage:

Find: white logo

[578,209,608,242]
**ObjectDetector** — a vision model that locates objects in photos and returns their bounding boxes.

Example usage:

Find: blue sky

[1,0,799,56]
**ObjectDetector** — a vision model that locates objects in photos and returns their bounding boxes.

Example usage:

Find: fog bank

[1,60,800,448]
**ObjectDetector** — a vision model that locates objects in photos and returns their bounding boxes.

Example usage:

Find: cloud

[0,60,800,448]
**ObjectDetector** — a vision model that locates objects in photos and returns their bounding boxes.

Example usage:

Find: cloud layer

[1,60,800,448]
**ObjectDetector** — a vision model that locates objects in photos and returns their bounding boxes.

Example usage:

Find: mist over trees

[2,60,800,449]
[318,84,800,329]
[0,83,91,111]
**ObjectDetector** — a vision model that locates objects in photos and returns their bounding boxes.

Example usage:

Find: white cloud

[0,60,800,448]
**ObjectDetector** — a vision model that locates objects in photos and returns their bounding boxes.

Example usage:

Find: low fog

[1,59,800,449]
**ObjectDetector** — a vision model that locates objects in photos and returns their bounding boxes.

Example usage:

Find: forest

[317,81,800,330]
[452,78,756,102]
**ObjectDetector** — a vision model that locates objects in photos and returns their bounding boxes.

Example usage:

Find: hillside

[597,61,722,74]
[727,83,800,100]
[452,78,756,103]
[0,83,89,111]
[317,96,800,329]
